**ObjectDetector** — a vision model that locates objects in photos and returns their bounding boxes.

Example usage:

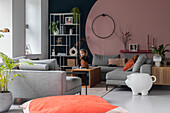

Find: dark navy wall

[49,0,96,63]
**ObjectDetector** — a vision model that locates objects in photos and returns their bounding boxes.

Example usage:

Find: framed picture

[129,44,138,51]
[65,17,73,24]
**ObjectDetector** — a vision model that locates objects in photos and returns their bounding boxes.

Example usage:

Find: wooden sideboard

[152,65,170,85]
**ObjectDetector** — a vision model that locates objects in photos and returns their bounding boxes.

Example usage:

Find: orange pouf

[21,95,120,113]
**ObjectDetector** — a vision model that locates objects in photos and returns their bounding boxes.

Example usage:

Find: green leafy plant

[152,44,170,61]
[49,21,59,34]
[0,53,33,93]
[71,7,80,23]
[0,34,4,38]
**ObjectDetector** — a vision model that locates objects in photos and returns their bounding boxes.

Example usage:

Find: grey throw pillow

[132,54,148,72]
[12,56,27,62]
[20,64,49,71]
[92,54,120,66]
[19,59,59,70]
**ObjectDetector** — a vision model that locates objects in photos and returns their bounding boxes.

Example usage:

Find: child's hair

[80,49,88,56]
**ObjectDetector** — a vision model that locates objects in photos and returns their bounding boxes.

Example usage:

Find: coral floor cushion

[20,95,129,113]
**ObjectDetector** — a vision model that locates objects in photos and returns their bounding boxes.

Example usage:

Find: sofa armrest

[9,70,66,99]
[140,64,151,75]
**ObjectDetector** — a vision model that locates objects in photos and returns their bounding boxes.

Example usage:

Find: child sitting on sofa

[80,49,89,69]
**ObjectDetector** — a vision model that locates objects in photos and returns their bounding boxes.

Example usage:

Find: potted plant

[49,21,59,35]
[71,7,80,23]
[0,53,32,112]
[0,34,4,38]
[152,44,170,66]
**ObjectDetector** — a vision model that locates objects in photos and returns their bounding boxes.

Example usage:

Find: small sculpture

[125,73,156,96]
[0,28,10,33]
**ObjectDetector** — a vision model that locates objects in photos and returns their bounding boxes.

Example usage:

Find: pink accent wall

[86,0,170,58]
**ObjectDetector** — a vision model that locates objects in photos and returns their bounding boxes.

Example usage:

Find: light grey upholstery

[19,64,49,71]
[140,64,152,75]
[92,54,120,66]
[96,66,118,81]
[132,54,148,72]
[106,70,133,80]
[9,70,81,100]
[19,59,59,70]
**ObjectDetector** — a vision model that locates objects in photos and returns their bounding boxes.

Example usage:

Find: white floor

[103,87,170,113]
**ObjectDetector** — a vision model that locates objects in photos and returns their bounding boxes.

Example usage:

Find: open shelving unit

[49,13,81,70]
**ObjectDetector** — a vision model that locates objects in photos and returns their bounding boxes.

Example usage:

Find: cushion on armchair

[92,54,120,66]
[132,54,148,72]
[19,64,49,71]
[19,59,59,70]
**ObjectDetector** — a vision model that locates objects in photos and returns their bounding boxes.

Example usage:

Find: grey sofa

[6,58,82,100]
[92,54,152,89]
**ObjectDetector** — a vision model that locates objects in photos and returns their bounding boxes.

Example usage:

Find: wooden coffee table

[71,67,101,88]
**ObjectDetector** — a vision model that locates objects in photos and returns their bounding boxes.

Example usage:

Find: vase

[54,30,59,35]
[124,43,127,51]
[0,92,13,112]
[153,54,162,67]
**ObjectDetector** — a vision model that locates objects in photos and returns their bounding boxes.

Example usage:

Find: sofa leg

[106,85,108,91]
[79,91,81,95]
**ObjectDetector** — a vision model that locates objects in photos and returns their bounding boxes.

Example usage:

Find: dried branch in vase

[115,27,132,50]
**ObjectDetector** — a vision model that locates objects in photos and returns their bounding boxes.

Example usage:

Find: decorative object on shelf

[125,73,156,96]
[0,34,4,38]
[69,47,78,56]
[49,21,59,35]
[57,53,67,56]
[67,59,77,66]
[152,44,170,62]
[147,34,155,51]
[0,28,10,33]
[52,49,55,56]
[69,28,73,35]
[71,7,80,23]
[115,26,131,50]
[65,17,73,24]
[129,44,138,51]
[25,44,32,55]
[153,54,162,67]
[0,53,32,112]
[92,14,115,39]
[56,37,62,45]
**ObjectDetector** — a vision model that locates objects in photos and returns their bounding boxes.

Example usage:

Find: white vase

[54,30,59,35]
[0,92,13,112]
[153,54,162,67]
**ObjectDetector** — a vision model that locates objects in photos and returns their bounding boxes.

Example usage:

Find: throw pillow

[132,54,148,72]
[19,95,128,113]
[92,54,120,66]
[19,64,49,71]
[123,54,139,71]
[19,59,59,70]
[109,58,127,67]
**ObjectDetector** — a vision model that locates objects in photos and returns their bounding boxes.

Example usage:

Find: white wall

[0,0,12,57]
[0,0,48,59]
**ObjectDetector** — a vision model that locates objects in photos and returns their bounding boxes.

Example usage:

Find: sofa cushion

[106,68,133,80]
[12,56,27,62]
[132,54,148,72]
[19,59,59,70]
[66,76,81,92]
[145,59,152,64]
[108,58,126,67]
[92,54,120,66]
[98,66,118,73]
[19,64,49,71]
